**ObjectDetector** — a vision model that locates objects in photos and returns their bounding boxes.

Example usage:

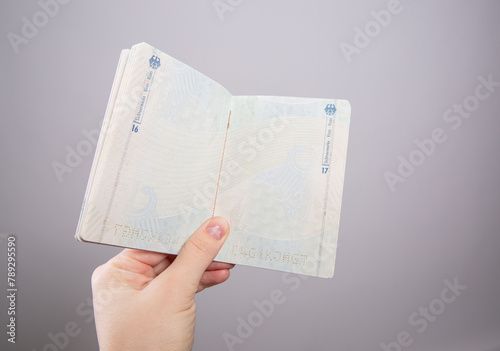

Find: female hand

[91,216,232,351]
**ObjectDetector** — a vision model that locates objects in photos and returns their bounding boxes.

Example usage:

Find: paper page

[214,96,350,277]
[77,43,232,251]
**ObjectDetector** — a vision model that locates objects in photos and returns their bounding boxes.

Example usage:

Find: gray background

[1,0,499,350]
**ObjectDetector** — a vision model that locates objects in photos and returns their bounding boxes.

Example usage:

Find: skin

[91,217,233,351]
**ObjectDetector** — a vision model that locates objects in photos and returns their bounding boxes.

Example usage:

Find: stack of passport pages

[75,42,351,278]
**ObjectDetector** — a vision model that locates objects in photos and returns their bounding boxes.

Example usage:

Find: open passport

[76,42,351,278]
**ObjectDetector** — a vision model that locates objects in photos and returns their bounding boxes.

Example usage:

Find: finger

[158,216,229,294]
[206,261,235,271]
[158,257,233,272]
[119,249,170,268]
[97,249,170,290]
[197,269,231,293]
[152,255,176,276]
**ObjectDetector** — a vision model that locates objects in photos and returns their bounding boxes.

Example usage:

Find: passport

[76,42,351,278]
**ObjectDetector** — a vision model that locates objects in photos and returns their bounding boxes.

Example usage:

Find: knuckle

[185,236,211,257]
[91,264,107,286]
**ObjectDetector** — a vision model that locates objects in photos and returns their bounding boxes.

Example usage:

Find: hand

[91,217,233,351]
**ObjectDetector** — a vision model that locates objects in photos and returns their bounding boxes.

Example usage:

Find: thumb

[162,216,230,292]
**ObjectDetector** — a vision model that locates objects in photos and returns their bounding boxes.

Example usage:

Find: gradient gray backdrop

[1,1,499,350]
